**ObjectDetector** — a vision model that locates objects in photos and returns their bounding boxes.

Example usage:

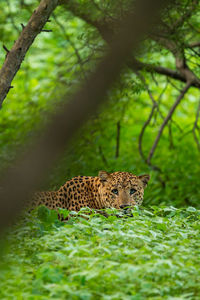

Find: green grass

[0,206,200,299]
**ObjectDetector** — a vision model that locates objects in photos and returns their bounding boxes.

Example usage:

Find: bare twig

[151,72,159,86]
[99,146,109,167]
[137,72,157,161]
[193,99,200,151]
[167,78,182,92]
[41,29,53,32]
[168,121,174,149]
[137,74,170,171]
[3,45,10,54]
[139,104,157,161]
[147,81,192,164]
[0,0,59,107]
[152,81,169,124]
[154,81,183,133]
[115,121,121,158]
[52,13,87,80]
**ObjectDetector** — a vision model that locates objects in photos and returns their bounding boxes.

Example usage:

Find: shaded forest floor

[0,206,200,299]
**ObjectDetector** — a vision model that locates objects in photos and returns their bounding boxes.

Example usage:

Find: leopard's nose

[120,204,130,209]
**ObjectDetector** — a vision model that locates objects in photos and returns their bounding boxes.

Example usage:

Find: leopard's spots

[32,172,150,211]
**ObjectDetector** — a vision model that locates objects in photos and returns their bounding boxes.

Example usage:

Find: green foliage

[1,206,200,299]
[1,2,200,298]
[0,0,200,206]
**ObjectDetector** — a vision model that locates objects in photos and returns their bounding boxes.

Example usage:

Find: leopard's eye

[111,189,118,195]
[130,188,137,195]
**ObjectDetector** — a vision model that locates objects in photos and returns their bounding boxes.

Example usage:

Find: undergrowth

[0,206,200,299]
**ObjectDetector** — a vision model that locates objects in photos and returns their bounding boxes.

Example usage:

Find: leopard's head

[98,171,150,209]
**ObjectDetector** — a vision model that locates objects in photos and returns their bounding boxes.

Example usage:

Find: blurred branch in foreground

[0,0,173,231]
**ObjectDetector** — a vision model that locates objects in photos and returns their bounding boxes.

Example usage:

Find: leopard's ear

[98,170,110,182]
[138,174,150,188]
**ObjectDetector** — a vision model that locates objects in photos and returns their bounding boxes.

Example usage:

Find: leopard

[32,171,150,211]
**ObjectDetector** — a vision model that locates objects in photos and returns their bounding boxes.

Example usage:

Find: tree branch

[171,0,198,30]
[137,72,161,171]
[149,30,200,86]
[137,73,157,161]
[187,41,200,48]
[63,1,200,90]
[0,0,59,107]
[147,81,192,164]
[129,59,200,89]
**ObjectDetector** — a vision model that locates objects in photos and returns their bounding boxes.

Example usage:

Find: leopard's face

[98,171,150,209]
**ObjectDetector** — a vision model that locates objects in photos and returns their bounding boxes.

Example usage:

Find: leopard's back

[58,176,103,210]
[32,176,103,211]
[33,191,61,209]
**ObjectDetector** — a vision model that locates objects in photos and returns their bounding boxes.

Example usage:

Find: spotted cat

[32,171,150,211]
